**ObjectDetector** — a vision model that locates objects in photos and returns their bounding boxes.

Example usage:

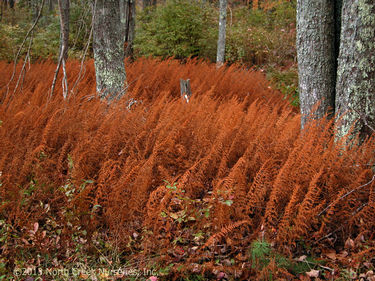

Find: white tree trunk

[216,0,227,66]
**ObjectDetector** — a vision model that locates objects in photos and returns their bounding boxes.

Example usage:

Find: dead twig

[13,30,34,94]
[318,174,375,216]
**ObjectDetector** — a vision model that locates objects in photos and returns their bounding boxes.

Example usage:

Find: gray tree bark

[296,0,337,129]
[93,0,127,101]
[335,0,375,142]
[216,0,227,66]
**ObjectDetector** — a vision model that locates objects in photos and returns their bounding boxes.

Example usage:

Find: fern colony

[1,59,374,279]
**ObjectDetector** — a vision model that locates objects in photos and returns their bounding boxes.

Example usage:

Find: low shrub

[134,0,217,60]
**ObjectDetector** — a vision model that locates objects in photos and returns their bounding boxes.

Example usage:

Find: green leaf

[224,200,233,206]
[204,209,210,218]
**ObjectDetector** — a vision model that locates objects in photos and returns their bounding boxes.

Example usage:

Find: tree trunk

[142,0,155,10]
[49,0,56,12]
[0,1,4,22]
[58,0,69,61]
[93,0,126,101]
[216,0,227,66]
[296,0,336,129]
[335,0,375,142]
[120,0,135,58]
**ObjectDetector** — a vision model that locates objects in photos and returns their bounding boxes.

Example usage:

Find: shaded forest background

[0,0,298,105]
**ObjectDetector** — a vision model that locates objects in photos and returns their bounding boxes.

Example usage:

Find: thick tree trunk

[216,0,227,66]
[93,0,126,101]
[126,0,135,58]
[58,0,69,61]
[335,0,375,142]
[296,0,336,129]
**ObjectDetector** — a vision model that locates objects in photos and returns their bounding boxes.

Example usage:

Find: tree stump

[180,78,192,103]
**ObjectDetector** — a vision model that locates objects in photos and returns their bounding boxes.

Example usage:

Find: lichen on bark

[335,0,375,142]
[93,0,126,102]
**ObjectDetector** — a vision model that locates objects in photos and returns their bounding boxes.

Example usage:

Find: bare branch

[49,45,65,101]
[318,174,375,216]
[4,0,45,102]
[13,30,35,94]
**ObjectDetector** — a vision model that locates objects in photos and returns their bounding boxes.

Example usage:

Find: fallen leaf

[34,222,39,233]
[217,272,227,280]
[192,263,201,273]
[324,251,337,260]
[345,238,355,249]
[306,269,319,278]
[296,255,307,262]
[169,213,179,220]
[338,250,348,258]
[79,273,89,279]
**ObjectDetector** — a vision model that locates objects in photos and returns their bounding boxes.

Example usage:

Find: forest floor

[0,59,375,280]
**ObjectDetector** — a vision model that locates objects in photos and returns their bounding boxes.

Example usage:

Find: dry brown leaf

[306,269,320,278]
[345,238,355,249]
[324,250,337,260]
[296,255,307,262]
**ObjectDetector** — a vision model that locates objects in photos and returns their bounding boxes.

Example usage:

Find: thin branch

[49,45,65,101]
[4,0,45,102]
[315,226,343,243]
[13,31,34,94]
[318,174,375,216]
